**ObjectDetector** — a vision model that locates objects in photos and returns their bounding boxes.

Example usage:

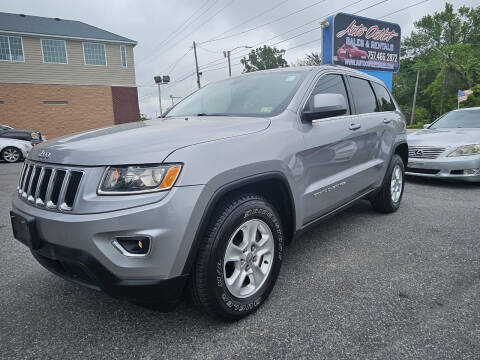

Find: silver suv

[10,66,407,320]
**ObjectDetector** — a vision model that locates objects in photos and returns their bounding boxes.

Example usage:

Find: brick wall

[111,86,140,125]
[0,83,115,139]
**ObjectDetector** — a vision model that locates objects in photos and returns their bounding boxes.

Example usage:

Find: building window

[41,39,68,64]
[0,35,24,62]
[43,100,68,104]
[83,42,107,66]
[120,45,127,67]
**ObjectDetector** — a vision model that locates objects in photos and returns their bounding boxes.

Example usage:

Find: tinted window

[372,82,396,111]
[305,74,350,114]
[430,109,480,129]
[349,77,378,114]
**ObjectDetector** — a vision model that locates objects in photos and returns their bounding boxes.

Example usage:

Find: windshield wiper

[196,113,227,116]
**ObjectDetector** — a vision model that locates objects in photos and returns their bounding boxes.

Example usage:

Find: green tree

[394,3,480,120]
[240,46,288,73]
[295,52,322,66]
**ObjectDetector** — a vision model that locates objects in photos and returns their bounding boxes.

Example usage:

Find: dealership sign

[332,13,401,72]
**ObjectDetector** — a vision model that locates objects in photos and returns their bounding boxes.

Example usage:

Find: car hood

[28,116,270,166]
[408,128,480,148]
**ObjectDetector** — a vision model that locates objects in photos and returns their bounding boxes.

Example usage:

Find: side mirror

[302,93,347,122]
[423,124,431,129]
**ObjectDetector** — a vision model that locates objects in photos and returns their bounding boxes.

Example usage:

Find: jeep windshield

[164,70,307,118]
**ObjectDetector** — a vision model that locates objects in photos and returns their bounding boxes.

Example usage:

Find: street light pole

[154,75,170,116]
[223,45,251,77]
[157,83,163,115]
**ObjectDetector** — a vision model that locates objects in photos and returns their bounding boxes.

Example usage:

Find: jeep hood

[29,116,270,166]
[408,128,480,147]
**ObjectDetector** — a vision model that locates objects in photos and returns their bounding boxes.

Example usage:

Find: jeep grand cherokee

[11,66,408,320]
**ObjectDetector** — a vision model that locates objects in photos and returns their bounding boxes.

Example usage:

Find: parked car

[0,138,32,162]
[0,124,44,144]
[407,107,480,182]
[337,43,368,61]
[10,66,407,321]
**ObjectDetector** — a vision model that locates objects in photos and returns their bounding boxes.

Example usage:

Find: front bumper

[406,156,480,182]
[12,184,210,302]
[31,240,189,303]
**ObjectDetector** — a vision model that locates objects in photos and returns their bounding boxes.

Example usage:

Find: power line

[197,0,371,71]
[201,0,329,44]
[379,0,430,19]
[200,0,291,44]
[136,0,211,65]
[141,0,424,102]
[167,48,193,74]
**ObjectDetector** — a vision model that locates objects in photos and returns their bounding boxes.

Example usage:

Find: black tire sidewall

[208,199,284,318]
[2,147,21,163]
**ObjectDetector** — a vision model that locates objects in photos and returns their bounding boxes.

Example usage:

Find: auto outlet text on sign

[333,13,401,73]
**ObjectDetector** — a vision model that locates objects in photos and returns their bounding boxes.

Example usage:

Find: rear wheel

[190,193,284,321]
[1,147,21,163]
[370,154,405,213]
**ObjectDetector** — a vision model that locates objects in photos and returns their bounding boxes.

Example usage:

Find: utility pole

[224,50,232,77]
[410,70,420,125]
[193,41,201,89]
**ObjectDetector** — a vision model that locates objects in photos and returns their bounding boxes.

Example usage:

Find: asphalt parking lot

[1,162,479,360]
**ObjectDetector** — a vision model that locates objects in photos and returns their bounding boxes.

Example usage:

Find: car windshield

[430,109,480,129]
[165,71,307,118]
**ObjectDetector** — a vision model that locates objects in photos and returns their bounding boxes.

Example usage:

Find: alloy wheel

[3,148,20,162]
[223,219,275,299]
[390,164,403,203]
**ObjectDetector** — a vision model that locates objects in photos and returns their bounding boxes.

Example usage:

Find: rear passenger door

[346,76,387,188]
[371,82,398,173]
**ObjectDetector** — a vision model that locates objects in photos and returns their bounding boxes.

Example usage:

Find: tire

[1,146,22,163]
[370,154,405,213]
[190,193,284,321]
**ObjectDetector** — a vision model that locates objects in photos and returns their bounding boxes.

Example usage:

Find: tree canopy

[240,46,288,73]
[394,3,480,126]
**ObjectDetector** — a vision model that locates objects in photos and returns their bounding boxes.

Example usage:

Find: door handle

[349,123,361,130]
[383,118,392,124]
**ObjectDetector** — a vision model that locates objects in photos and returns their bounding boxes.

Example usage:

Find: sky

[2,0,478,118]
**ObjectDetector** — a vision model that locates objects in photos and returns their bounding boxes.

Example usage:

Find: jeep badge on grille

[38,150,52,160]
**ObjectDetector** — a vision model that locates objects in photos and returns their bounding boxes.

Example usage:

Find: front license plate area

[10,211,42,250]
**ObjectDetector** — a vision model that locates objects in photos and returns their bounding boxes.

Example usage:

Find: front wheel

[191,194,284,321]
[1,146,22,163]
[370,154,405,213]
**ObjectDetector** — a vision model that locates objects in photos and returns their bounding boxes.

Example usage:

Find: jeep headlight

[448,144,480,157]
[98,164,182,194]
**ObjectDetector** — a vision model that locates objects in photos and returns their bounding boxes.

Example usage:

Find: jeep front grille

[17,162,83,211]
[408,146,446,159]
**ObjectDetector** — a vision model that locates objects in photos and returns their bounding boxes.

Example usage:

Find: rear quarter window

[372,82,396,111]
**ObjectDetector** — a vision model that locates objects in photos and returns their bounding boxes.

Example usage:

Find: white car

[0,138,32,163]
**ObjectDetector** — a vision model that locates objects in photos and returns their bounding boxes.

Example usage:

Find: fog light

[113,236,150,256]
[451,169,479,175]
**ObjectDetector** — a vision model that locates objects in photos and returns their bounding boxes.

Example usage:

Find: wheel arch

[182,172,296,275]
[394,142,408,167]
